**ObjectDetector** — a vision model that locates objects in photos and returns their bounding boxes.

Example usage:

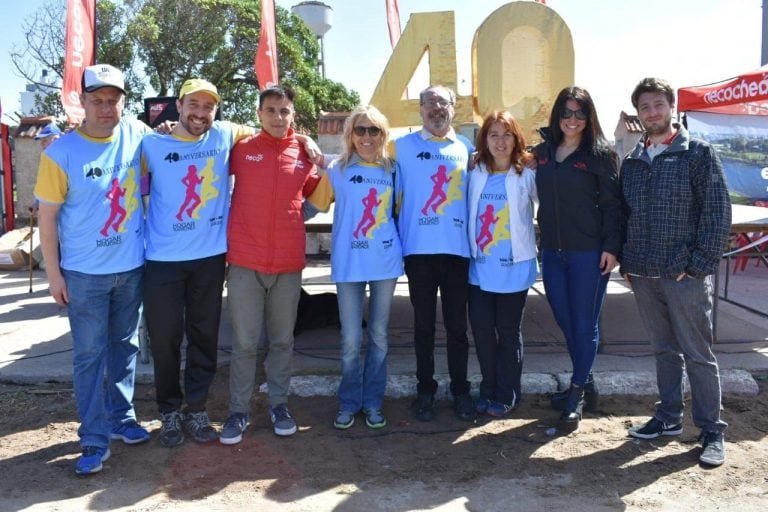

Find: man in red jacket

[221,86,319,444]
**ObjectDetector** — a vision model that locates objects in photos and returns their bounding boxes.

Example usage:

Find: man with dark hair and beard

[141,79,253,447]
[621,77,731,467]
[141,79,320,447]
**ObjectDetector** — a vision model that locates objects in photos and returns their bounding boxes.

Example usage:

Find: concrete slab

[2,262,767,397]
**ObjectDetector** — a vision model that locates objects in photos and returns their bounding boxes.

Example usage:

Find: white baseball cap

[82,64,126,95]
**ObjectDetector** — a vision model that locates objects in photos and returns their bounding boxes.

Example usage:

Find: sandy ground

[1,369,767,512]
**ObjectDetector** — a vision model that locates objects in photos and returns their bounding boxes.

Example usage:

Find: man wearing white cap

[35,64,151,475]
[140,78,254,447]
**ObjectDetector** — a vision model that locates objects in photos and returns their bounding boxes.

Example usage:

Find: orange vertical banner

[62,0,96,125]
[255,0,279,88]
[385,0,401,48]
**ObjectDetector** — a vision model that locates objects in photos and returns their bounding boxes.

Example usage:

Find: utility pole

[763,1,768,65]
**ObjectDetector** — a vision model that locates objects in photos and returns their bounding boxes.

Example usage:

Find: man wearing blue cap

[34,122,62,150]
[35,64,151,476]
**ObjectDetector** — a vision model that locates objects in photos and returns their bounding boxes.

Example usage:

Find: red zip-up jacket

[227,128,319,273]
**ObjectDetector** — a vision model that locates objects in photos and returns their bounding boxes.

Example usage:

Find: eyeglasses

[421,98,454,108]
[353,125,382,137]
[561,107,587,121]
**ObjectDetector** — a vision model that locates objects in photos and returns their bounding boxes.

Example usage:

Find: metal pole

[28,208,34,293]
[762,1,768,65]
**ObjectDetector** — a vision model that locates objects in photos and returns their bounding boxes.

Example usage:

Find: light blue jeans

[632,275,727,433]
[63,266,143,449]
[336,278,397,413]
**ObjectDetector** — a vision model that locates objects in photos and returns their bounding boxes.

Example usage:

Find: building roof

[614,111,644,135]
[13,116,57,139]
[317,111,350,135]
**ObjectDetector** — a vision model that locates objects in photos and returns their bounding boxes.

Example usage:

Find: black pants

[468,284,527,405]
[144,254,226,413]
[404,254,470,396]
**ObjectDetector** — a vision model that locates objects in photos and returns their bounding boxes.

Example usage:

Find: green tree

[10,0,358,133]
[10,0,145,118]
[127,0,359,133]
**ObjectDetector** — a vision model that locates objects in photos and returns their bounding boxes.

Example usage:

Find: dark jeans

[541,250,608,387]
[404,254,470,397]
[468,285,527,405]
[144,254,226,413]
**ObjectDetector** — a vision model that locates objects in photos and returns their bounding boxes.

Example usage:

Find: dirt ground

[1,370,767,512]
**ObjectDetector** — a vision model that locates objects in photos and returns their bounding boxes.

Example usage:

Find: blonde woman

[307,105,403,429]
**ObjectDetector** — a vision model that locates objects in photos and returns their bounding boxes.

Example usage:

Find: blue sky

[1,0,763,133]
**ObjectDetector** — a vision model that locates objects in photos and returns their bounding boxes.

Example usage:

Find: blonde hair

[338,105,393,172]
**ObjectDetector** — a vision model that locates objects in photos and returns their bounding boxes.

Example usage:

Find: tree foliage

[11,0,360,133]
[10,0,144,117]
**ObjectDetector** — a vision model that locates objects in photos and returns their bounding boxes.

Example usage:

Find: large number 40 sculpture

[370,1,574,139]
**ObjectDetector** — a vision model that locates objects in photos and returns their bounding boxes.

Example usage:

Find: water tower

[291,1,333,78]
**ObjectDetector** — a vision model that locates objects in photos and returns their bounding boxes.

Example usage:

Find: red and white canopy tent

[677,67,768,206]
[678,67,768,116]
[678,68,768,286]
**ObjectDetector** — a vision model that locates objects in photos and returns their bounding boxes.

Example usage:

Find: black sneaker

[159,411,184,447]
[411,394,434,422]
[183,411,219,443]
[699,431,725,467]
[628,417,683,439]
[453,394,477,423]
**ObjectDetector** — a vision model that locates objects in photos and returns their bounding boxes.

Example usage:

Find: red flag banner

[255,0,279,88]
[2,121,14,233]
[62,0,96,125]
[386,0,402,49]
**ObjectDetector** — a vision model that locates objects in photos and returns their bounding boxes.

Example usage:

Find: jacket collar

[628,122,690,160]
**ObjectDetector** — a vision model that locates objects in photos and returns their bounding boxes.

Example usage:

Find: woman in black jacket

[533,86,623,432]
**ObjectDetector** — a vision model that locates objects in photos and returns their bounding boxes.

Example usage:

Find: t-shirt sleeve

[34,153,68,204]
[140,153,151,196]
[231,122,256,145]
[306,173,334,212]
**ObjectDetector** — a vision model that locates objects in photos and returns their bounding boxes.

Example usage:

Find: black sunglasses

[353,126,382,137]
[561,107,587,121]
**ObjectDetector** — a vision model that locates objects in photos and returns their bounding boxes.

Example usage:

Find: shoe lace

[161,412,181,433]
[225,414,245,429]
[82,446,101,456]
[699,431,722,445]
[272,405,291,422]
[186,411,211,431]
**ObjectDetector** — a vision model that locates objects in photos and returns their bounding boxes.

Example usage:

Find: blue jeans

[336,278,397,413]
[632,276,727,433]
[63,266,143,449]
[541,250,608,387]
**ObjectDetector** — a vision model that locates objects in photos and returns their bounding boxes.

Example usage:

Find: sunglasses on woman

[561,108,587,121]
[353,126,382,137]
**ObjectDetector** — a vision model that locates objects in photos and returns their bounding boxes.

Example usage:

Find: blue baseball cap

[35,123,62,140]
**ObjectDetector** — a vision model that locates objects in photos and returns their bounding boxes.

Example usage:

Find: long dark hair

[474,110,533,175]
[548,86,614,160]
